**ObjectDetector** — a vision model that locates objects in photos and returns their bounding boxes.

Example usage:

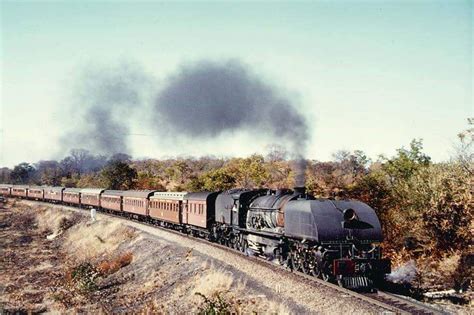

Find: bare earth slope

[0,200,387,314]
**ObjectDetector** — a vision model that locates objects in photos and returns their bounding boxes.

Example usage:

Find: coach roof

[122,190,156,198]
[45,186,65,192]
[103,190,125,196]
[151,191,187,200]
[80,188,105,195]
[64,188,82,193]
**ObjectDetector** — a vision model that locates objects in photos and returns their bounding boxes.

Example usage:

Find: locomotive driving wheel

[234,235,244,252]
[300,252,312,275]
[321,261,333,282]
[307,256,321,277]
[229,235,238,250]
[241,240,248,255]
[290,250,304,272]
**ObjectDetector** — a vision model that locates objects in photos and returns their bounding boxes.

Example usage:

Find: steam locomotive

[0,184,390,289]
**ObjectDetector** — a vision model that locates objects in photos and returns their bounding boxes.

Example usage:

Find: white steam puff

[386,260,417,284]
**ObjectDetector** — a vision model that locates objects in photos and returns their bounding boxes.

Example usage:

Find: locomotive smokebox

[293,186,306,195]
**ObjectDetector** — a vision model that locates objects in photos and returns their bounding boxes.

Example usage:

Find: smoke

[60,59,310,185]
[61,63,151,156]
[153,60,309,185]
[386,260,417,284]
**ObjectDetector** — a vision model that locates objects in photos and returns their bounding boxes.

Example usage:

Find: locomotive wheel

[231,236,239,250]
[301,262,309,274]
[290,251,302,271]
[241,240,248,255]
[308,259,321,277]
[321,272,331,282]
[234,237,242,252]
[300,253,311,274]
[228,236,237,249]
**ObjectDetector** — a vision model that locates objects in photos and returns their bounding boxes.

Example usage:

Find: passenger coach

[101,190,124,212]
[12,185,28,198]
[27,186,45,200]
[122,190,156,216]
[81,188,104,208]
[63,188,82,205]
[149,191,187,226]
[0,184,13,197]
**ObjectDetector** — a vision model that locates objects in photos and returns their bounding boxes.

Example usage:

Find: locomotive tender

[0,184,390,289]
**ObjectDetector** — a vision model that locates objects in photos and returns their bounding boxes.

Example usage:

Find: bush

[195,292,231,315]
[67,262,99,293]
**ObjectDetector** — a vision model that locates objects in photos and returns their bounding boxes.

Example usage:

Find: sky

[1,0,472,167]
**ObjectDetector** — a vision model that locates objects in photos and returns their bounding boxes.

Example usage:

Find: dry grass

[193,269,234,297]
[36,207,76,234]
[63,220,137,260]
[265,301,292,315]
[192,269,291,314]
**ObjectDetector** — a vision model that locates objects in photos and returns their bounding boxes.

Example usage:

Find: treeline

[1,122,472,291]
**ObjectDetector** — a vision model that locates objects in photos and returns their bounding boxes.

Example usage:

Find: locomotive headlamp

[343,208,357,221]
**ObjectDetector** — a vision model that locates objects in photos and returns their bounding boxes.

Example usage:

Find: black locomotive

[214,187,390,289]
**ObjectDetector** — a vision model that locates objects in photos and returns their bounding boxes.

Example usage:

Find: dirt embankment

[0,200,391,314]
[0,200,293,313]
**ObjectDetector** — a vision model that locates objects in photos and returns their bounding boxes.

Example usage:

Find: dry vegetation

[0,201,291,313]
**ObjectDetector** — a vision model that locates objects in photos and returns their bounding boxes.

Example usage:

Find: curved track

[18,199,446,314]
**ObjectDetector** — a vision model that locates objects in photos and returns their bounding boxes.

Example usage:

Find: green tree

[199,168,236,191]
[227,155,270,188]
[10,162,36,184]
[100,161,137,190]
[381,139,431,183]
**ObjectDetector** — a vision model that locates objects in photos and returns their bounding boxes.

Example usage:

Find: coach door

[182,201,189,224]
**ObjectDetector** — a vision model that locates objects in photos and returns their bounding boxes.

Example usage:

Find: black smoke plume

[61,63,150,156]
[153,60,309,185]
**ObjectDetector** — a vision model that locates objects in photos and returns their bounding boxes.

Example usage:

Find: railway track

[20,199,447,314]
